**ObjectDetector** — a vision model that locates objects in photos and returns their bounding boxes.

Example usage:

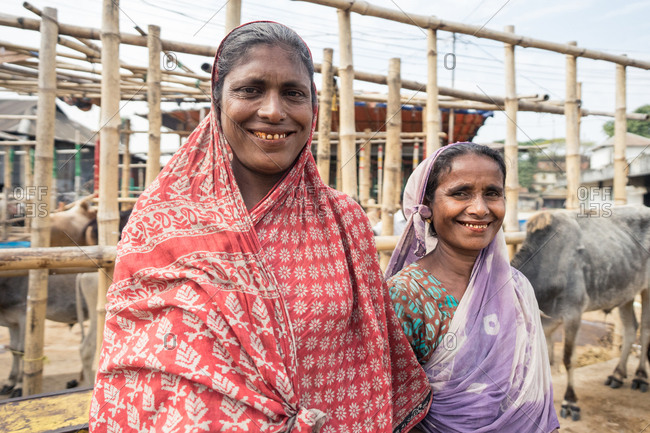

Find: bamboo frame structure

[120,119,131,210]
[614,62,627,205]
[504,25,519,256]
[145,25,162,187]
[337,9,357,200]
[565,42,580,210]
[23,6,57,396]
[317,48,334,184]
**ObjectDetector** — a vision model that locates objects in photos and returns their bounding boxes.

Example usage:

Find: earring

[425,218,432,224]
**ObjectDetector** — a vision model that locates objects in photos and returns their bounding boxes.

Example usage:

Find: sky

[1,0,649,158]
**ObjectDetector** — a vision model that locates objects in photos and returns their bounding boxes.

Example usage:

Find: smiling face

[219,44,313,182]
[430,153,506,257]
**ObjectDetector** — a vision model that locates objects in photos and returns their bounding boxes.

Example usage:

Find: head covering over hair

[90,22,430,433]
[386,143,559,432]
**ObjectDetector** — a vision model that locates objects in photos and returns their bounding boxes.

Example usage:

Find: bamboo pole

[565,42,580,210]
[359,128,372,207]
[74,130,81,199]
[23,6,57,396]
[337,9,357,200]
[504,25,519,257]
[0,246,116,271]
[413,139,420,168]
[380,58,401,269]
[614,61,627,205]
[0,13,218,57]
[121,119,131,210]
[96,0,121,373]
[426,28,440,155]
[146,25,162,187]
[293,0,650,70]
[225,0,242,35]
[447,109,455,144]
[317,48,334,184]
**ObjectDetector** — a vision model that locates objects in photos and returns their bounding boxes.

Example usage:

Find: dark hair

[424,142,506,205]
[213,22,316,109]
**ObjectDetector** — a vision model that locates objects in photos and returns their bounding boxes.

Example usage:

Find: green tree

[518,149,539,191]
[603,104,650,137]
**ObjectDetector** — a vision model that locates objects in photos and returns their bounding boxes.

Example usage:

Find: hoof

[560,403,580,421]
[9,388,22,398]
[0,384,15,395]
[606,375,623,389]
[632,378,649,392]
[66,379,79,389]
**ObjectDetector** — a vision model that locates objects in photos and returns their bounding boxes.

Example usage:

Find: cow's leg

[560,314,581,421]
[542,317,561,367]
[632,289,650,392]
[79,273,98,386]
[606,299,636,389]
[0,322,22,395]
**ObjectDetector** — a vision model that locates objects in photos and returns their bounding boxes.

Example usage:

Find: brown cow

[50,201,97,246]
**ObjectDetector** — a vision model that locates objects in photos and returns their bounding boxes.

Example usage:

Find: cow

[50,201,97,246]
[0,272,99,397]
[511,205,650,421]
[83,209,132,246]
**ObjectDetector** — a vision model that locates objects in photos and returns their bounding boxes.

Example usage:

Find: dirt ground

[0,311,649,432]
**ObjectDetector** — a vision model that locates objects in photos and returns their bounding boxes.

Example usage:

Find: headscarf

[386,143,559,433]
[89,22,430,433]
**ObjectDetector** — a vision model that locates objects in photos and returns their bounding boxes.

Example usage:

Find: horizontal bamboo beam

[297,0,650,69]
[0,114,37,120]
[0,13,217,57]
[0,140,36,145]
[0,246,117,271]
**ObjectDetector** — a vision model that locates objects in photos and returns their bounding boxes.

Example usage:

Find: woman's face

[219,44,313,178]
[431,153,505,257]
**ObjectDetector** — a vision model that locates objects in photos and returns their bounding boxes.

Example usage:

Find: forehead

[439,153,504,186]
[226,44,311,84]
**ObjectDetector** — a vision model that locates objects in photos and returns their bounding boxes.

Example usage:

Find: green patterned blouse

[387,261,459,365]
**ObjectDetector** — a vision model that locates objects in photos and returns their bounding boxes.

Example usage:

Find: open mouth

[460,222,489,229]
[251,130,290,140]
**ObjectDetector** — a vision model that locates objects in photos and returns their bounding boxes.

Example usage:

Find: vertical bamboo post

[225,0,242,35]
[74,130,81,199]
[23,6,57,396]
[359,128,372,207]
[121,119,131,210]
[96,0,121,372]
[145,25,162,187]
[504,25,519,257]
[565,41,580,210]
[447,109,455,144]
[2,148,13,240]
[337,9,358,200]
[614,60,627,205]
[336,142,342,190]
[377,144,383,205]
[380,58,401,269]
[426,28,440,155]
[317,48,334,184]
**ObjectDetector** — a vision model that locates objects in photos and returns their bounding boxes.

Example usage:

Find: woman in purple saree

[386,143,559,432]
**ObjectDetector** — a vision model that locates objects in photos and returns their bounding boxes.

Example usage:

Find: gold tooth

[274,134,279,140]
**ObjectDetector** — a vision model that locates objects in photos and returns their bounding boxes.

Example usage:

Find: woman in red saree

[90,22,430,432]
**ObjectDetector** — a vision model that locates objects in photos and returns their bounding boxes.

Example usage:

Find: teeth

[463,223,488,229]
[253,131,286,140]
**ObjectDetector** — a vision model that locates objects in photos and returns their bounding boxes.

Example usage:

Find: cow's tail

[75,274,86,341]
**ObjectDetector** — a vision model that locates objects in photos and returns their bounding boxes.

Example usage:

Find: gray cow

[512,205,650,421]
[0,272,98,397]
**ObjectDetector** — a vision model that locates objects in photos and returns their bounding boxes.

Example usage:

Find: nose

[258,91,286,123]
[467,194,489,217]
